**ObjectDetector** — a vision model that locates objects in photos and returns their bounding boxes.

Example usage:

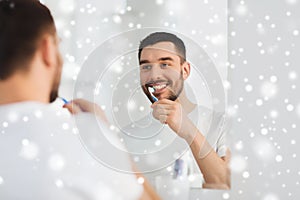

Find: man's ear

[40,34,56,68]
[182,62,191,80]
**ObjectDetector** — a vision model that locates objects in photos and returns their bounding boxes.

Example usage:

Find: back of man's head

[0,0,55,80]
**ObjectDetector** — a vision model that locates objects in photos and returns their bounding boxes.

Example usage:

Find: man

[0,0,158,199]
[136,32,231,189]
[68,32,231,190]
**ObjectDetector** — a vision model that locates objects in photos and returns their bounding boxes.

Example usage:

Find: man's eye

[141,65,152,70]
[160,63,169,68]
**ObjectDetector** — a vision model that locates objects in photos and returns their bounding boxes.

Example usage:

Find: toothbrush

[59,97,69,104]
[148,87,158,102]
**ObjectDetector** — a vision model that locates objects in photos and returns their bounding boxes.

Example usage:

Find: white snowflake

[19,139,39,160]
[48,154,65,171]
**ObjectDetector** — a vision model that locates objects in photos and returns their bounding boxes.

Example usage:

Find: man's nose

[149,64,164,80]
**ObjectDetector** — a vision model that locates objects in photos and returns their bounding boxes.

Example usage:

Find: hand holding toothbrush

[150,95,195,143]
[63,98,109,125]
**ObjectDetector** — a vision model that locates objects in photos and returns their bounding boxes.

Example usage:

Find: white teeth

[153,84,166,90]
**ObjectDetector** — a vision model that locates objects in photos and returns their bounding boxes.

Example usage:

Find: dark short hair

[138,32,186,64]
[0,0,55,80]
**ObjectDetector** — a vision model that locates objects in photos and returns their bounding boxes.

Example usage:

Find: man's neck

[0,74,50,105]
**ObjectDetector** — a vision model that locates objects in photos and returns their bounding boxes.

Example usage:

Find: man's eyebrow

[158,57,174,62]
[140,60,150,65]
[139,57,174,65]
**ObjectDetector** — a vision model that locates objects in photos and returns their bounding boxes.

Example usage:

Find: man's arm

[188,127,231,189]
[133,168,161,200]
[151,99,231,189]
[63,99,161,199]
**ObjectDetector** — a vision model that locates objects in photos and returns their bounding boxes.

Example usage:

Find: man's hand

[151,99,195,142]
[63,99,109,125]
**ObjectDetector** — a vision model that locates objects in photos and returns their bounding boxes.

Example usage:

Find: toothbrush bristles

[148,87,158,102]
[148,87,155,93]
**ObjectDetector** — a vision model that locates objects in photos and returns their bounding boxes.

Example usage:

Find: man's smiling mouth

[152,84,167,90]
[146,81,169,94]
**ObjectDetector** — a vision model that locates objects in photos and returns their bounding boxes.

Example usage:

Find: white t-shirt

[0,102,142,200]
[119,105,228,188]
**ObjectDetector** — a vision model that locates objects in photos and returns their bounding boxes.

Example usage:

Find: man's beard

[49,53,63,103]
[49,89,58,103]
[142,71,184,103]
